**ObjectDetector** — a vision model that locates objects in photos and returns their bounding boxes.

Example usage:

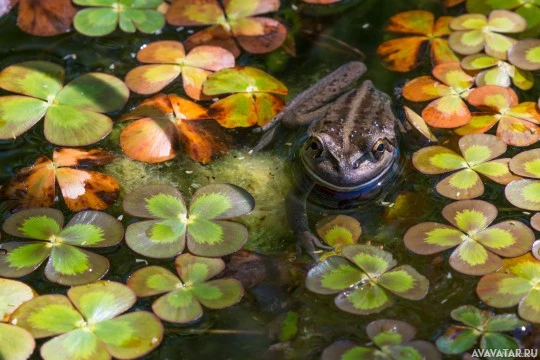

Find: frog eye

[372,139,387,160]
[307,138,323,158]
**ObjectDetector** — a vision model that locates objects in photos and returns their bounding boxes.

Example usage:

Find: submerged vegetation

[0,0,538,359]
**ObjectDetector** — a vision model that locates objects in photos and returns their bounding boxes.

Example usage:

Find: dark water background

[0,0,538,359]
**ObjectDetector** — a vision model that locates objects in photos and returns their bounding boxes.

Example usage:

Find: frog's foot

[295,231,333,261]
[252,122,281,152]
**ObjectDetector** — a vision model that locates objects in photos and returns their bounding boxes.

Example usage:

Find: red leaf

[17,0,75,36]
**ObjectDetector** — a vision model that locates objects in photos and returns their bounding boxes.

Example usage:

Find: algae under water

[0,0,538,359]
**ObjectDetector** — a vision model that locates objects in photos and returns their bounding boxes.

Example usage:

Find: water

[0,1,537,359]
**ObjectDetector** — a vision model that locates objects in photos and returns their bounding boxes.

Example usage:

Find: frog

[255,62,404,260]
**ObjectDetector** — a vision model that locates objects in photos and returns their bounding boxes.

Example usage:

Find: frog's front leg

[286,176,331,261]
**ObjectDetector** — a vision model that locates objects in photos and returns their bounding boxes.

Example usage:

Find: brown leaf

[184,25,241,57]
[53,148,115,168]
[178,119,231,163]
[17,0,76,36]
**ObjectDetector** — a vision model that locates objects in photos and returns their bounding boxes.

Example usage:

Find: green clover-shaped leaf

[0,208,124,285]
[0,61,129,145]
[127,253,244,323]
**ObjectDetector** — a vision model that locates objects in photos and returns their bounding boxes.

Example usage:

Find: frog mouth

[301,149,400,193]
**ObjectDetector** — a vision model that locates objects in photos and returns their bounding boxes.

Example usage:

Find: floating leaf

[165,0,287,56]
[508,39,540,71]
[0,278,36,322]
[0,323,35,360]
[436,305,525,355]
[0,209,123,285]
[127,253,243,323]
[403,106,438,142]
[73,0,165,37]
[531,213,540,231]
[17,0,76,36]
[412,134,518,200]
[123,183,254,258]
[306,245,428,315]
[316,215,362,260]
[377,11,458,72]
[449,10,526,60]
[404,200,534,275]
[510,149,540,179]
[477,254,540,323]
[203,67,287,128]
[0,148,119,211]
[461,53,534,90]
[402,63,473,128]
[125,41,235,99]
[0,61,128,145]
[11,281,163,359]
[120,93,230,163]
[505,179,540,211]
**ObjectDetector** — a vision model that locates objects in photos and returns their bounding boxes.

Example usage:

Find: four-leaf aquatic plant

[10,281,163,360]
[0,278,36,360]
[477,254,540,323]
[0,61,129,145]
[436,305,527,355]
[461,53,534,90]
[404,200,535,275]
[316,215,362,260]
[0,148,120,212]
[455,86,540,146]
[322,319,441,360]
[377,10,458,72]
[412,134,519,200]
[127,253,243,323]
[0,208,124,285]
[449,10,526,60]
[125,41,235,99]
[508,39,540,71]
[203,66,288,128]
[73,0,165,37]
[123,183,255,258]
[119,93,230,164]
[306,244,429,315]
[505,148,540,211]
[165,0,287,57]
[402,62,474,128]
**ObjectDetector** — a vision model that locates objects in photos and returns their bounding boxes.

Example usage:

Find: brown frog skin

[256,62,401,259]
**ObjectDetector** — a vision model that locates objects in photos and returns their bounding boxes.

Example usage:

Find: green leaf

[376,265,429,300]
[0,61,65,100]
[316,215,362,247]
[152,288,203,323]
[475,221,534,257]
[366,319,417,343]
[518,288,540,323]
[509,148,540,179]
[203,67,288,96]
[120,9,165,34]
[74,8,119,36]
[0,278,36,322]
[442,200,497,233]
[0,323,36,360]
[459,134,507,166]
[40,329,108,360]
[3,208,64,240]
[335,283,392,315]
[505,179,540,211]
[476,273,532,308]
[175,253,225,284]
[190,184,255,220]
[46,246,109,286]
[94,312,163,359]
[436,326,479,354]
[148,219,186,243]
[61,211,124,248]
[125,219,186,258]
[278,311,299,342]
[485,313,527,332]
[55,73,129,113]
[342,245,397,277]
[451,305,489,328]
[191,279,243,309]
[412,146,467,174]
[480,333,519,354]
[11,294,82,338]
[187,220,248,257]
[436,169,484,200]
[59,224,104,246]
[44,104,113,146]
[404,223,464,255]
[372,331,403,347]
[146,193,187,219]
[127,266,181,297]
[0,96,48,140]
[449,239,503,275]
[123,184,185,219]
[0,242,51,278]
[305,256,365,294]
[385,345,423,360]
[68,281,136,323]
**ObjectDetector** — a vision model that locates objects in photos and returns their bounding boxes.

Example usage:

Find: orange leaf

[120,118,179,163]
[137,41,185,64]
[443,0,465,7]
[455,113,499,135]
[120,93,174,122]
[56,168,119,212]
[377,37,426,72]
[432,16,454,37]
[467,86,518,113]
[497,116,540,147]
[422,95,471,128]
[431,38,459,65]
[168,94,208,121]
[0,156,55,209]
[185,25,240,58]
[385,10,434,36]
[507,102,540,125]
[182,66,213,100]
[432,62,474,91]
[255,93,285,126]
[177,120,231,163]
[52,148,114,168]
[17,0,75,36]
[402,76,452,102]
[232,17,287,54]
